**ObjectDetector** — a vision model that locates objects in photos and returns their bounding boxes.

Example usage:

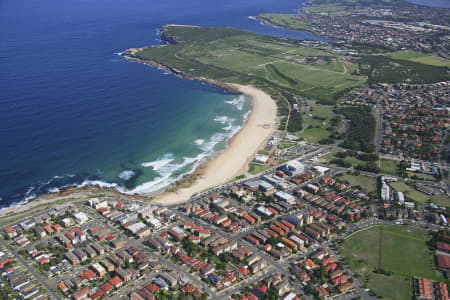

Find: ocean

[0,0,319,208]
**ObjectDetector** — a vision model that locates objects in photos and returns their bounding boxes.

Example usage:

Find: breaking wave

[141,153,175,170]
[213,115,235,124]
[225,95,246,111]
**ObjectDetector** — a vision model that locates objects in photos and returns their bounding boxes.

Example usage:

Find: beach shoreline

[0,77,277,217]
[151,83,277,206]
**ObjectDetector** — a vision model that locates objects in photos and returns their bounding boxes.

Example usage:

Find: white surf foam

[194,139,205,145]
[22,193,36,204]
[132,153,208,194]
[118,170,135,181]
[225,95,246,111]
[132,115,246,194]
[48,187,60,193]
[243,109,251,121]
[214,115,235,124]
[79,180,119,189]
[141,153,175,170]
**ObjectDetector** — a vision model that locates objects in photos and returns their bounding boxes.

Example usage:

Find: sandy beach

[0,84,277,218]
[151,83,277,206]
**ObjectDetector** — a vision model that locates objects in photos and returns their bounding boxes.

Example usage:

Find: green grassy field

[360,55,450,84]
[367,273,413,300]
[320,152,366,166]
[389,181,450,207]
[296,100,339,142]
[320,153,399,175]
[385,51,450,67]
[305,0,402,14]
[258,14,311,31]
[248,163,271,175]
[406,171,436,181]
[339,174,377,193]
[297,127,331,143]
[134,26,366,104]
[339,225,441,299]
[379,159,398,175]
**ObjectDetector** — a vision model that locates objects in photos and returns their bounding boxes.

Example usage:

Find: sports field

[339,225,441,299]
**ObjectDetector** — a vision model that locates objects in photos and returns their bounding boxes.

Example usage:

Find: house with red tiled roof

[83,269,96,281]
[246,292,258,300]
[100,282,113,294]
[437,242,450,253]
[321,256,334,267]
[188,236,200,243]
[52,224,62,232]
[332,275,348,286]
[108,275,123,288]
[57,282,69,294]
[437,254,450,269]
[436,282,449,300]
[237,267,250,277]
[72,287,89,300]
[43,224,54,235]
[181,283,196,294]
[91,289,105,300]
[144,283,160,294]
[3,226,17,238]
[140,289,155,300]
[338,282,353,293]
[315,286,329,298]
[130,292,145,300]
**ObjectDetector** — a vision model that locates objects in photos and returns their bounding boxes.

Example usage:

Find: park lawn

[407,171,436,181]
[319,152,364,166]
[379,158,398,175]
[339,225,440,299]
[367,273,413,300]
[248,163,271,175]
[296,100,342,143]
[339,174,377,193]
[389,181,450,207]
[278,141,297,150]
[304,100,336,127]
[297,127,331,143]
[431,196,450,208]
[319,152,338,163]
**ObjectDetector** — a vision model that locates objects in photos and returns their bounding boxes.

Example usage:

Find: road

[376,105,383,155]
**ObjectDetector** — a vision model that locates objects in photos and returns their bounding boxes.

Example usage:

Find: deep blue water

[0,0,319,208]
[407,0,450,8]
